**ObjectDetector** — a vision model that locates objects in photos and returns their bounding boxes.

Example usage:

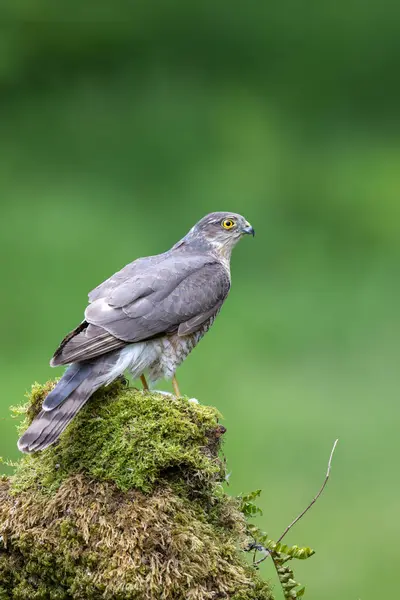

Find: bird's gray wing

[52,254,230,366]
[50,323,127,366]
[85,255,230,341]
[88,253,168,303]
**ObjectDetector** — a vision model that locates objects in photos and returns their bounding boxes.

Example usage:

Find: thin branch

[277,438,339,544]
[253,545,271,566]
[254,438,338,566]
[249,542,270,566]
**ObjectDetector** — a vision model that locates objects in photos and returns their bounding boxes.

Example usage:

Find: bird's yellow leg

[140,374,149,391]
[172,375,181,397]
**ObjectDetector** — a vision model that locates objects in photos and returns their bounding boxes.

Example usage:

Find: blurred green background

[1,2,400,598]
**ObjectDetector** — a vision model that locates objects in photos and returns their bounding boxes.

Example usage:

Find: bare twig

[276,438,339,544]
[253,545,271,565]
[254,438,338,566]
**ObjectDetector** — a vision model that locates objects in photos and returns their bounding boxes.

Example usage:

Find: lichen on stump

[0,380,272,600]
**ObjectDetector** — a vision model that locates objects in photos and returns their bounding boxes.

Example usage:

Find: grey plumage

[42,363,91,410]
[19,355,121,452]
[18,212,254,453]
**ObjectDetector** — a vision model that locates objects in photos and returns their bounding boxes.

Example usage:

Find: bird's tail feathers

[42,363,92,410]
[18,354,121,453]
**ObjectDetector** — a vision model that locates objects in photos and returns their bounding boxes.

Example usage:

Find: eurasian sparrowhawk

[18,212,254,453]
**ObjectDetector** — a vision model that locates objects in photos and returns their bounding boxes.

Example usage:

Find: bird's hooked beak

[242,221,255,237]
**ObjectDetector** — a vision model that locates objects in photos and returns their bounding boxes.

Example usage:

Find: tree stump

[0,380,272,599]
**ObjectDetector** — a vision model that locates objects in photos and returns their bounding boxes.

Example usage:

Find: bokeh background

[1,2,400,598]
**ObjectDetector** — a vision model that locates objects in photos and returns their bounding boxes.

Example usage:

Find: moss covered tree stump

[0,380,272,599]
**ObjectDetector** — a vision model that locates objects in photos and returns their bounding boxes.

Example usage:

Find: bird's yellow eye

[222,219,235,230]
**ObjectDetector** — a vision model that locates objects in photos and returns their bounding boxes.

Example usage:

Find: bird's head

[184,212,254,258]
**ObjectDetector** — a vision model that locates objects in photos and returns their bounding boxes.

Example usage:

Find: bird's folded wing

[51,324,126,366]
[85,257,230,343]
[53,255,230,366]
[88,253,167,303]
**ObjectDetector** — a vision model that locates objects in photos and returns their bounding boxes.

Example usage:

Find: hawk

[18,212,254,453]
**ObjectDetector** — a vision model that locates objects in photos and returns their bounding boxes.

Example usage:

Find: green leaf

[297,586,306,597]
[239,489,263,518]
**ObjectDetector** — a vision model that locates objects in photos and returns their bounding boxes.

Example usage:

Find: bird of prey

[18,212,254,453]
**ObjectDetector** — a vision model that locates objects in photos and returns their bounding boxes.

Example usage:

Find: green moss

[13,379,224,494]
[0,380,273,599]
